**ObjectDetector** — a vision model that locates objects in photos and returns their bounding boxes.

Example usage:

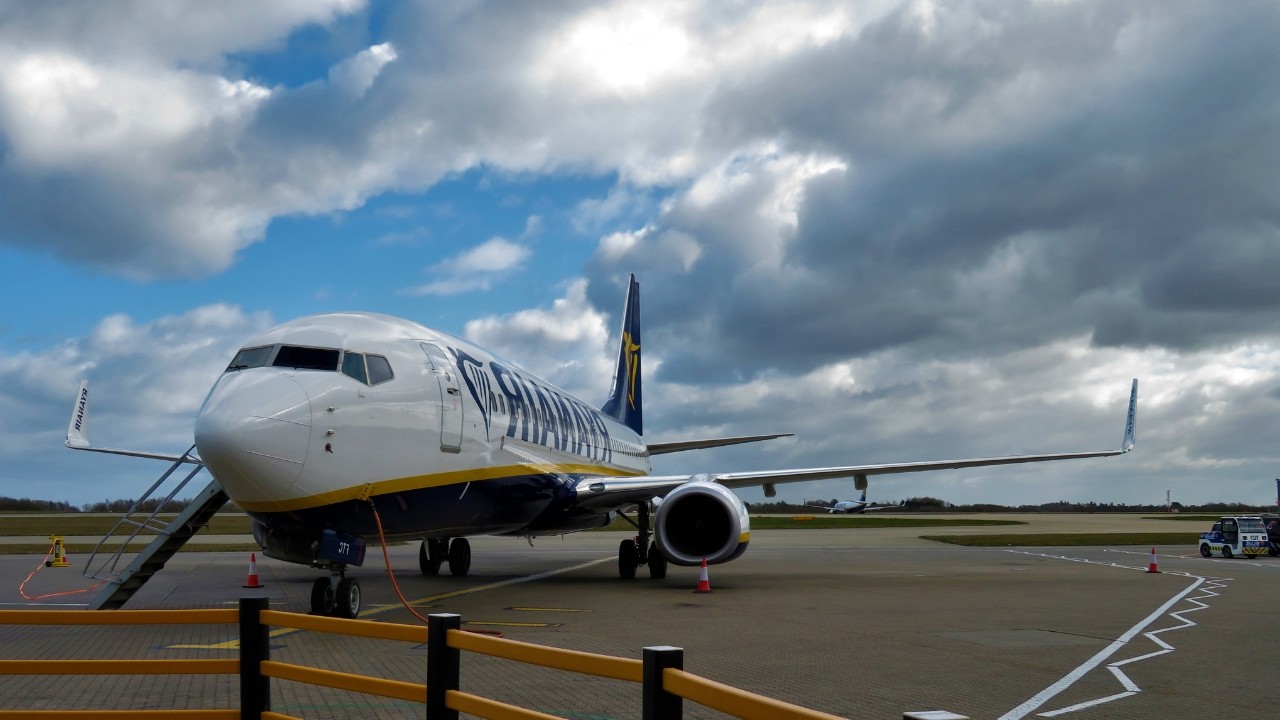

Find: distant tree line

[747,496,1278,514]
[1,494,1276,515]
[0,496,192,513]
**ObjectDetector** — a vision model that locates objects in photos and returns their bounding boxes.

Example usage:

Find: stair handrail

[82,444,206,582]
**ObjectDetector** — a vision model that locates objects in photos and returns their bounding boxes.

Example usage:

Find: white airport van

[1198,516,1270,558]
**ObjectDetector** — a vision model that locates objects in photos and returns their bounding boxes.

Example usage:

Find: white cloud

[0,304,274,502]
[402,238,533,296]
[0,52,270,169]
[464,279,614,398]
[2,1,1280,512]
[329,42,398,97]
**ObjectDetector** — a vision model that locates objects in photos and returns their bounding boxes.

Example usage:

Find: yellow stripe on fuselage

[234,462,645,513]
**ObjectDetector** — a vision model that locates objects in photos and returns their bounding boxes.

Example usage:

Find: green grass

[590,515,1026,531]
[749,516,1025,529]
[0,514,253,536]
[922,532,1203,547]
[0,542,262,555]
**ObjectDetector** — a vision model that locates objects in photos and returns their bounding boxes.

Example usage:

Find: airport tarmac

[0,516,1276,719]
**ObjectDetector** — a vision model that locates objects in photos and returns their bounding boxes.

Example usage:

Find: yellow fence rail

[0,596,849,720]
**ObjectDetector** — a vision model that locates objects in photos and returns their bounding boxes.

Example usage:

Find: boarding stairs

[83,445,230,610]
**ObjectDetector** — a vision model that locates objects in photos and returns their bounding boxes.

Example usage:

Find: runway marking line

[995,549,1229,719]
[167,556,610,649]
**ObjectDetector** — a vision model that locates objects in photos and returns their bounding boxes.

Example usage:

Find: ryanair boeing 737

[67,275,1138,618]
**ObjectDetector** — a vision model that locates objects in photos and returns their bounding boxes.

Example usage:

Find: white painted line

[1038,691,1136,717]
[997,557,1208,720]
[1107,665,1140,693]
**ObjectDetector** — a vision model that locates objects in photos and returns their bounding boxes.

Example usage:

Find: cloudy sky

[2,0,1278,509]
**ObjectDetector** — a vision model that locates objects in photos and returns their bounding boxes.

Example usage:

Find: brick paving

[0,518,1274,719]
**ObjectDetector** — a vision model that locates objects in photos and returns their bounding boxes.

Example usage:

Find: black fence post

[643,645,684,720]
[427,613,461,720]
[239,596,271,720]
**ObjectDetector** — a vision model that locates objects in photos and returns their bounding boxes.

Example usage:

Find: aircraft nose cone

[195,372,312,503]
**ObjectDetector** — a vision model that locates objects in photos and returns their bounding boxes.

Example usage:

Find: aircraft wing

[577,378,1137,506]
[647,433,792,455]
[709,447,1129,490]
[577,445,1126,507]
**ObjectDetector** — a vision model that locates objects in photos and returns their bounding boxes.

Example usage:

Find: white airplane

[67,274,1138,618]
[805,491,904,514]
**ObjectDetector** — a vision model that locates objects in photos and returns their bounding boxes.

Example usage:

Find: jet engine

[652,477,751,566]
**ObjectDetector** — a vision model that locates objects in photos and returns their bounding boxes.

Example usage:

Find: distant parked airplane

[805,491,904,514]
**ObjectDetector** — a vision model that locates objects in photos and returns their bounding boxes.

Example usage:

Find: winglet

[1122,378,1138,452]
[601,274,643,435]
[67,380,91,449]
[63,379,197,463]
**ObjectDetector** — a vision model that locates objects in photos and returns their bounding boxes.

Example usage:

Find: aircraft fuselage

[194,313,649,544]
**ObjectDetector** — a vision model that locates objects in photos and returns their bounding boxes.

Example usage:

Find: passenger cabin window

[272,345,340,371]
[367,354,393,385]
[226,345,273,371]
[342,352,368,384]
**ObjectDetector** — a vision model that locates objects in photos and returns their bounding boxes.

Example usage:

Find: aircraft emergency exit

[67,274,1138,618]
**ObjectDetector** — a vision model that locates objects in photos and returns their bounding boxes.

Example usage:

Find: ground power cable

[17,542,107,601]
[367,500,502,636]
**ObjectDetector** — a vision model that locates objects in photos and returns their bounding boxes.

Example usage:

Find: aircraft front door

[420,342,463,453]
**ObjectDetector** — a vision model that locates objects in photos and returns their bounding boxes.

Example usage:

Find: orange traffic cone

[1145,547,1160,574]
[243,552,264,588]
[694,558,712,593]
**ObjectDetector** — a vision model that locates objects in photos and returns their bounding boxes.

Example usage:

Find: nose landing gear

[310,568,361,618]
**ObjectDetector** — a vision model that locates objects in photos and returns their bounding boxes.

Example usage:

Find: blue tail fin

[601,274,642,435]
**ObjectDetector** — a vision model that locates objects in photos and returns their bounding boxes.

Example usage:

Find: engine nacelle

[653,478,751,566]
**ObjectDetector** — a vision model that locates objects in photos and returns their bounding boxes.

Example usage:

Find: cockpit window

[341,352,368,384]
[367,355,393,385]
[272,345,340,371]
[226,345,273,372]
[340,352,394,386]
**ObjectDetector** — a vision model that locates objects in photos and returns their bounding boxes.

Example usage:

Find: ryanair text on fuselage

[453,347,623,464]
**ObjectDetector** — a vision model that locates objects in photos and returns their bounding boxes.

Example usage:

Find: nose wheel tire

[310,577,336,616]
[311,574,361,618]
[448,538,471,576]
[335,578,361,619]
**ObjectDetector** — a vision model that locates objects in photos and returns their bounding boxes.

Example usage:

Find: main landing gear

[618,501,667,580]
[310,568,361,619]
[419,537,472,577]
